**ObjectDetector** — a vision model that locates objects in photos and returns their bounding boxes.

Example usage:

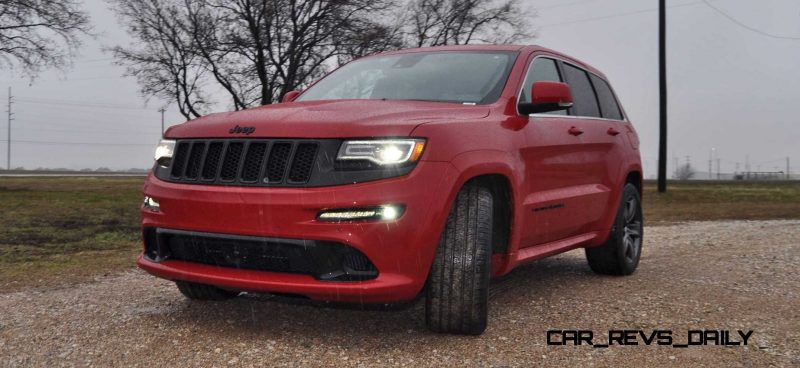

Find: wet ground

[1,220,798,367]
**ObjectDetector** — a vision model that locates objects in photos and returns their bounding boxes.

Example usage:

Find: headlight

[337,139,425,165]
[154,139,176,167]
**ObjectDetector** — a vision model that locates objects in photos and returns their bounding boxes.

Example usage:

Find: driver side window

[519,57,566,115]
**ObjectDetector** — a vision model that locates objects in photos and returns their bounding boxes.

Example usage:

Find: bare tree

[674,162,696,180]
[407,0,533,47]
[110,0,398,119]
[109,0,210,118]
[110,0,534,119]
[0,0,92,76]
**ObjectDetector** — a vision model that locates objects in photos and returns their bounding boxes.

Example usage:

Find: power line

[538,0,707,28]
[15,97,153,111]
[15,104,161,120]
[12,125,159,136]
[17,109,160,126]
[10,139,152,147]
[536,0,598,11]
[701,0,800,41]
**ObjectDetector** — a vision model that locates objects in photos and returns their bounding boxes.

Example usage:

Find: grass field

[0,178,143,291]
[1,177,798,291]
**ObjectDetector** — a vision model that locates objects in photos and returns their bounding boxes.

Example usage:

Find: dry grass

[643,180,800,224]
[0,177,143,292]
[1,177,798,292]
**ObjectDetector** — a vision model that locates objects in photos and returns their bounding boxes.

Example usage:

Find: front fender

[433,149,526,276]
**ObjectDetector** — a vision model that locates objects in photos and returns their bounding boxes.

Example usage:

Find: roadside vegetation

[0,178,143,292]
[1,177,798,292]
[643,180,800,224]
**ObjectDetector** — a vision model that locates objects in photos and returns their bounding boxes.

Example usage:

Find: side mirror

[281,90,301,103]
[519,81,573,115]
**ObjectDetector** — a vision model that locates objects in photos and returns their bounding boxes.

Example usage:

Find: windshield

[296,51,517,104]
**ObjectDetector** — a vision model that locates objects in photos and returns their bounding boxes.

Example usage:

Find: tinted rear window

[562,64,601,118]
[591,75,623,120]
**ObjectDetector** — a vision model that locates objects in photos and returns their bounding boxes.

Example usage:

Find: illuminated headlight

[143,196,160,212]
[337,139,425,165]
[317,205,405,222]
[153,139,176,167]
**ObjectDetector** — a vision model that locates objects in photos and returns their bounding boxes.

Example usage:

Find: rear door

[555,63,614,234]
[519,56,593,246]
[587,73,629,229]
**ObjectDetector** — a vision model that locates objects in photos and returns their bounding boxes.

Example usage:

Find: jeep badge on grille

[229,125,256,135]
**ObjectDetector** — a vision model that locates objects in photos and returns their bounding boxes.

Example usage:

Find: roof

[374,44,528,57]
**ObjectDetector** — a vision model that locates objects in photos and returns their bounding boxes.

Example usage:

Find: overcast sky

[1,0,799,176]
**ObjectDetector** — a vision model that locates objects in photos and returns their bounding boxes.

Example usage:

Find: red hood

[165,99,490,139]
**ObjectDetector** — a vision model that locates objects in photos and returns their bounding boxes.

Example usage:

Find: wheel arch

[625,170,643,196]
[446,150,524,258]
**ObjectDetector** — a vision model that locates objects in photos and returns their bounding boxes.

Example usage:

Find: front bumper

[138,160,458,303]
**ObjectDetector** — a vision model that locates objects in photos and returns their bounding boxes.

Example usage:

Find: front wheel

[425,183,493,335]
[585,183,643,275]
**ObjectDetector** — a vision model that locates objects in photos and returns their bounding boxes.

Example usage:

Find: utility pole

[788,157,791,180]
[673,156,679,176]
[709,148,715,180]
[717,158,721,180]
[657,0,668,192]
[6,87,12,171]
[159,108,166,137]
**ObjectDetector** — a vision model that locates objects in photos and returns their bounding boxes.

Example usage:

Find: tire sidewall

[614,184,643,274]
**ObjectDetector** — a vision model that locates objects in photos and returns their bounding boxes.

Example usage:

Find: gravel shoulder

[1,220,799,367]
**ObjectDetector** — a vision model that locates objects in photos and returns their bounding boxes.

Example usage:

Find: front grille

[143,228,378,281]
[154,138,418,187]
[167,139,319,186]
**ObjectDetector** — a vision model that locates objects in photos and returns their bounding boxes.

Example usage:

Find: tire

[176,281,239,300]
[426,183,493,335]
[586,183,643,275]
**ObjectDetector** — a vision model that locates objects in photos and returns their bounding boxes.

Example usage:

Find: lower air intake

[143,228,378,281]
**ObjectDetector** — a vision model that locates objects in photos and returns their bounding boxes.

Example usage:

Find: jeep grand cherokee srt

[139,45,643,335]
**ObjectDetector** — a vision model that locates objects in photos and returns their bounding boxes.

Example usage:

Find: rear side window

[591,75,623,120]
[562,64,601,118]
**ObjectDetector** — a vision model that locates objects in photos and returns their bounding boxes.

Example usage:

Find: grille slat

[201,142,224,180]
[219,142,245,181]
[170,142,191,178]
[240,142,268,182]
[184,142,206,179]
[265,143,293,183]
[287,143,318,183]
[166,139,317,185]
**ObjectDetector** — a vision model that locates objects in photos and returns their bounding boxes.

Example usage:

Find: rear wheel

[425,183,493,335]
[176,281,239,300]
[585,183,643,275]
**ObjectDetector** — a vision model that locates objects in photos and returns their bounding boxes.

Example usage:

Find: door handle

[568,126,584,136]
[607,127,621,136]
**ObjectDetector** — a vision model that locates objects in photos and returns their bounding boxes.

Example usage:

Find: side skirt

[491,230,610,277]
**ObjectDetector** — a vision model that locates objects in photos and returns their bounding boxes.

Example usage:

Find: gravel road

[1,220,798,367]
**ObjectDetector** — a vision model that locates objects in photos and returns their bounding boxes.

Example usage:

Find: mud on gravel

[1,220,798,367]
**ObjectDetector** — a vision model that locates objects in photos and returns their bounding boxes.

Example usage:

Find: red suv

[139,45,643,335]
